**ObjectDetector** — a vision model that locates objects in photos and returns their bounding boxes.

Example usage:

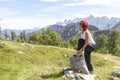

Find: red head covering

[80,20,88,31]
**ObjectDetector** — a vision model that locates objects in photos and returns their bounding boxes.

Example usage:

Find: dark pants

[84,50,93,71]
[77,39,94,71]
[77,39,85,50]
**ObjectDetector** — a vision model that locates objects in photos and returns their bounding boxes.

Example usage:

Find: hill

[0,40,120,80]
[94,30,110,36]
[50,22,98,40]
[112,21,120,30]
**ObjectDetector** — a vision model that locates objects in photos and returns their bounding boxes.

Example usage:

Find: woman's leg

[84,50,93,71]
[77,39,85,50]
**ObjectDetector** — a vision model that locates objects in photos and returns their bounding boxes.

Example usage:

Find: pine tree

[16,37,21,43]
[20,30,26,42]
[107,30,120,55]
[4,29,9,40]
[11,30,16,41]
[0,26,2,39]
[95,34,108,50]
[22,30,26,42]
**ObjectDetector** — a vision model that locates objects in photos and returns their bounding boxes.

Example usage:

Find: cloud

[41,6,60,12]
[0,0,16,2]
[37,0,59,2]
[64,0,120,7]
[63,0,120,18]
[0,0,120,30]
[0,18,62,30]
[0,8,20,18]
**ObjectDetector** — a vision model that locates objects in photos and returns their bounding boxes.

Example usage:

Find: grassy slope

[0,40,120,80]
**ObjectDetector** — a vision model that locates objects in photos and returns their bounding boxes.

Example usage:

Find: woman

[76,20,96,74]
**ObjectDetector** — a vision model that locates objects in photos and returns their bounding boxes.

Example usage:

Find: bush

[60,41,70,48]
[69,37,79,49]
[29,28,63,47]
[107,30,120,56]
[95,34,108,51]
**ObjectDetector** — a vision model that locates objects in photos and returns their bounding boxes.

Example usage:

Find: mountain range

[52,15,120,30]
[1,15,120,40]
[112,21,120,30]
[49,22,98,40]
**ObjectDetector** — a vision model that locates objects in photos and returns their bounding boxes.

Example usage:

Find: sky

[0,0,120,30]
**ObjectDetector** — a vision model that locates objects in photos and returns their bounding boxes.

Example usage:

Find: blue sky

[0,0,120,30]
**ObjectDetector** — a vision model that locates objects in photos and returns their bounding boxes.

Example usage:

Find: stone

[21,43,33,48]
[112,70,120,77]
[63,67,72,74]
[113,66,120,69]
[110,76,119,80]
[70,54,89,74]
[62,68,95,80]
[18,51,26,54]
[62,54,95,80]
[62,73,76,80]
[75,73,94,80]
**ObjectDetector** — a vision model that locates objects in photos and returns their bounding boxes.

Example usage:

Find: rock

[18,51,26,54]
[63,68,72,74]
[113,66,120,69]
[21,43,33,48]
[62,72,76,80]
[62,75,68,80]
[62,68,95,80]
[0,42,6,47]
[64,54,67,57]
[110,76,119,80]
[21,43,25,46]
[112,70,120,77]
[75,73,94,80]
[70,54,89,74]
[62,54,95,80]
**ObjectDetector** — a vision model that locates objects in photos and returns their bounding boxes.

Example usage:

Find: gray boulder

[62,68,95,80]
[70,54,89,74]
[62,53,95,80]
[110,76,119,80]
[112,70,120,77]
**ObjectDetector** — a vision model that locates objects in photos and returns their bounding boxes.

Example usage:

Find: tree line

[95,30,120,56]
[0,26,120,56]
[0,27,27,43]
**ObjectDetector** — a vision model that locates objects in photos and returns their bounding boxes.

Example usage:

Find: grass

[0,40,120,80]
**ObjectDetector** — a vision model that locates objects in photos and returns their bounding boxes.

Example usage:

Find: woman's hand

[77,49,83,55]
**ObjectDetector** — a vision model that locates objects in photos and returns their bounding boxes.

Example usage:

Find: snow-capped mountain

[112,21,120,30]
[85,15,120,30]
[56,15,120,30]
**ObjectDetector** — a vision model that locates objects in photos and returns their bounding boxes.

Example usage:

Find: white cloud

[37,0,59,2]
[0,0,120,30]
[63,0,120,18]
[0,18,62,30]
[64,0,120,7]
[0,0,16,2]
[41,6,61,12]
[0,8,19,18]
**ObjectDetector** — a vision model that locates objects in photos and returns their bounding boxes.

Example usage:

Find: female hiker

[76,20,96,74]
